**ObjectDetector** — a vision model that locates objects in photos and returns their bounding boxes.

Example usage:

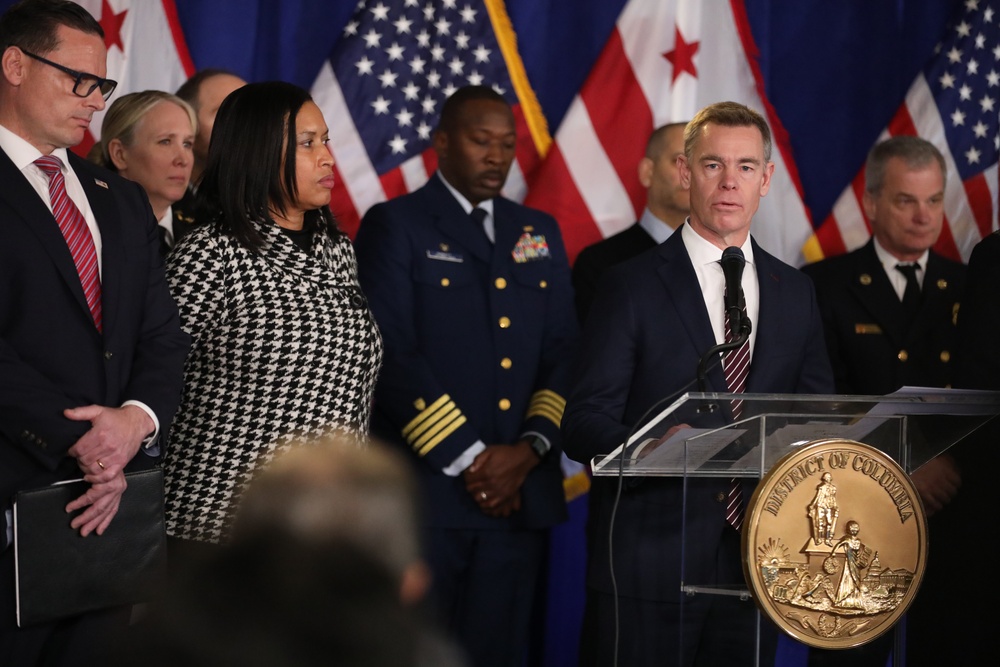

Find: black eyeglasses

[19,48,118,101]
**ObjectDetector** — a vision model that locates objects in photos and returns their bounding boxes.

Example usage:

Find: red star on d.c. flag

[663,26,699,84]
[99,0,127,52]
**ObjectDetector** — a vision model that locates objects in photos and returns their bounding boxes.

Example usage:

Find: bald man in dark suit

[571,122,689,324]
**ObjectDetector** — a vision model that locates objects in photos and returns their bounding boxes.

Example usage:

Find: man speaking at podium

[563,102,834,667]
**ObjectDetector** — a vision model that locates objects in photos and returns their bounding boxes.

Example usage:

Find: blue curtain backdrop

[0,2,964,666]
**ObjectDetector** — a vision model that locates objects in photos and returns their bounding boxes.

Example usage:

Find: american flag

[814,0,999,263]
[314,0,549,238]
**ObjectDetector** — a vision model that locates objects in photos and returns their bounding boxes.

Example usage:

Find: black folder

[13,468,168,627]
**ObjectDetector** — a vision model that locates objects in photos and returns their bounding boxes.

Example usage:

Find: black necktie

[895,263,921,322]
[470,207,490,244]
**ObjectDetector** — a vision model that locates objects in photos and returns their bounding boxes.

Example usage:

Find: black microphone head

[720,246,746,332]
[721,246,746,292]
[721,246,745,268]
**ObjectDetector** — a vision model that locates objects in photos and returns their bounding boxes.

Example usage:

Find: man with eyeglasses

[0,1,188,664]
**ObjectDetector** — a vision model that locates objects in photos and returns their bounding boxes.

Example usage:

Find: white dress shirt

[681,221,760,359]
[638,207,676,245]
[873,237,929,301]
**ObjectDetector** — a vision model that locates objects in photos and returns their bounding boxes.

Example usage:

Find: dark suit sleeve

[0,342,91,467]
[117,183,189,433]
[562,269,638,464]
[795,273,837,395]
[355,203,487,472]
[571,245,602,326]
[800,262,852,393]
[955,234,1000,390]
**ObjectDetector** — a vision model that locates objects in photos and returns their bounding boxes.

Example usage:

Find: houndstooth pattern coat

[163,217,382,543]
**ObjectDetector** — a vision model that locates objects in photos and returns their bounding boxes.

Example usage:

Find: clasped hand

[64,404,152,536]
[463,441,539,517]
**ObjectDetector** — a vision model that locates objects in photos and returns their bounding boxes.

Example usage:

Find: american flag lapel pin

[94,178,109,189]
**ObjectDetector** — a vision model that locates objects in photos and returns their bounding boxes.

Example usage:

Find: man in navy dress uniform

[354,85,577,667]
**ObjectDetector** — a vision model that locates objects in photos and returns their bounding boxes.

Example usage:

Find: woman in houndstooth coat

[163,82,382,546]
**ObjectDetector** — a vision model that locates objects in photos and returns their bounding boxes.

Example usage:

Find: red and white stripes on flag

[73,0,195,154]
[809,1,999,264]
[522,0,816,267]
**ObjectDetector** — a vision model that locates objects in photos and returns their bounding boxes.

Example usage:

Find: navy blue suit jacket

[562,227,834,601]
[0,151,189,517]
[572,222,656,324]
[355,175,576,530]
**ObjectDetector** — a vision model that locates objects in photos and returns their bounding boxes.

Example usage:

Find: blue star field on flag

[330,0,516,174]
[927,0,999,181]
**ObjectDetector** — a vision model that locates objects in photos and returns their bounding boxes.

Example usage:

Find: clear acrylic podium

[588,388,1000,666]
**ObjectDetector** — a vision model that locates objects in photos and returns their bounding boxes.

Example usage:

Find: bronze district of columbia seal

[742,439,928,649]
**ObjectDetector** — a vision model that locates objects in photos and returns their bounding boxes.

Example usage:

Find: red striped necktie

[723,302,750,531]
[35,155,102,332]
[723,306,750,419]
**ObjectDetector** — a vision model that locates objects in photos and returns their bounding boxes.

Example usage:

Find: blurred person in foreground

[162,81,382,558]
[88,90,196,255]
[118,437,467,667]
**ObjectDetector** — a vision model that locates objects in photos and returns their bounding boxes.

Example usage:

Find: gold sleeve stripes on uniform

[401,394,467,457]
[526,389,565,428]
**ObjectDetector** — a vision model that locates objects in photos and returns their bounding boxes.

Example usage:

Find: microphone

[720,246,745,338]
[695,246,752,400]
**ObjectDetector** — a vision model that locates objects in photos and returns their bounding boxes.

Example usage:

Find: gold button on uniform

[940,350,951,363]
[539,280,548,288]
[898,349,909,362]
[498,316,511,329]
[499,398,511,411]
[440,278,450,287]
[495,277,507,289]
[500,357,512,369]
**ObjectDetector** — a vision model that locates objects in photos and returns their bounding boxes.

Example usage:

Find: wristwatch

[527,435,551,460]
